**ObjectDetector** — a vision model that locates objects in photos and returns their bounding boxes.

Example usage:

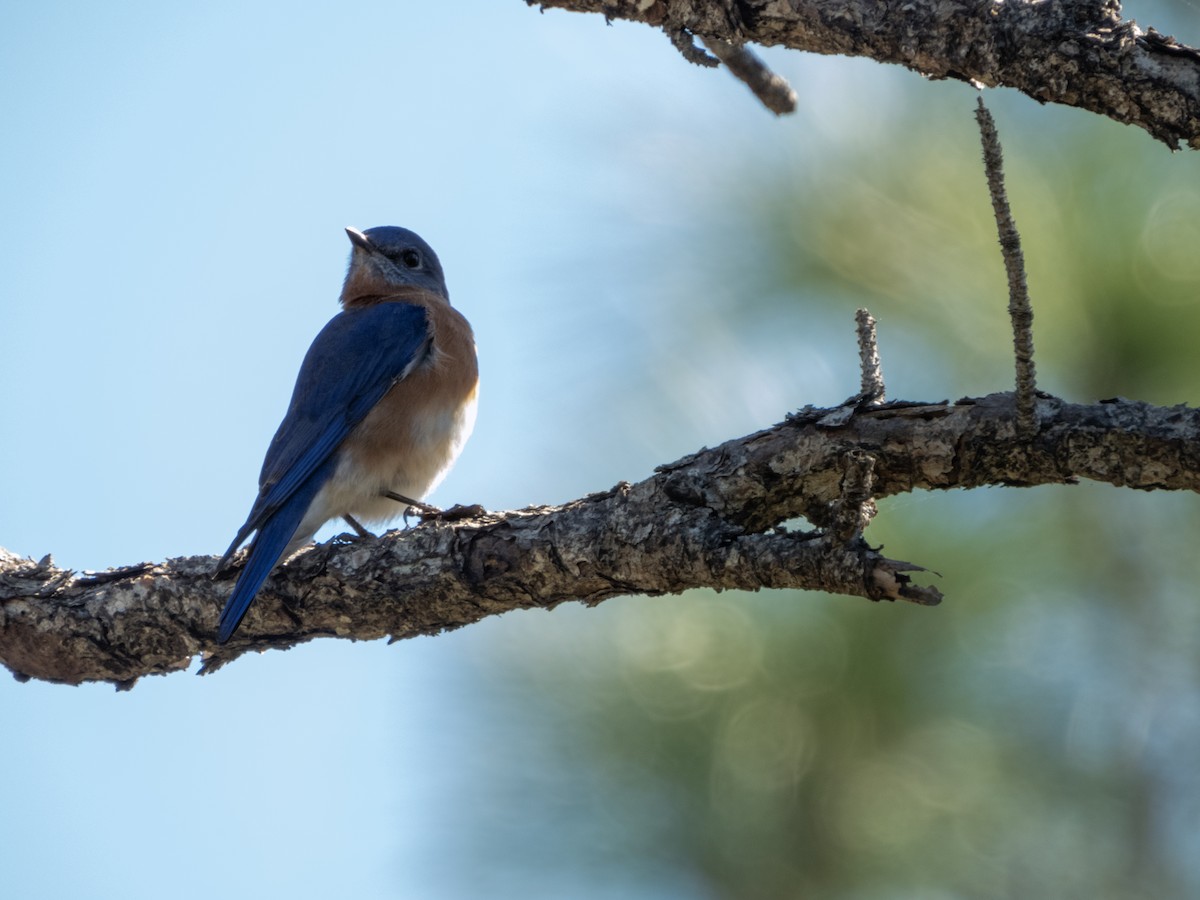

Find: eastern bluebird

[215,226,478,642]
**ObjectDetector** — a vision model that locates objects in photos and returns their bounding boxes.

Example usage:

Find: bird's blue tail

[217,469,330,643]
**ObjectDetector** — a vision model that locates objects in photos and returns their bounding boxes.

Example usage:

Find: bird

[214,225,478,643]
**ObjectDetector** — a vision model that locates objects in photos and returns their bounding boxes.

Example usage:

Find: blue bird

[215,226,478,642]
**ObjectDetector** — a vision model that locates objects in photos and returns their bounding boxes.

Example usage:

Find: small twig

[855,308,886,403]
[666,27,719,67]
[975,97,1038,435]
[700,37,797,115]
[830,450,878,542]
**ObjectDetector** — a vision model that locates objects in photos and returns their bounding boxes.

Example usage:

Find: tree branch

[4,391,1200,686]
[529,0,1200,149]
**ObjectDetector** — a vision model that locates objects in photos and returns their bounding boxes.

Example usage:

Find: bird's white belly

[288,393,477,553]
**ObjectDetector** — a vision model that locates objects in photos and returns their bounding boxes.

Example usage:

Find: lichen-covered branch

[528,0,1200,149]
[4,391,1200,687]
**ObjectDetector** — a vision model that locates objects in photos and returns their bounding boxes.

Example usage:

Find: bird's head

[340,226,450,307]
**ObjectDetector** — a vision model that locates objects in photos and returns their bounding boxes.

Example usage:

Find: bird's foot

[421,502,487,522]
[381,490,485,524]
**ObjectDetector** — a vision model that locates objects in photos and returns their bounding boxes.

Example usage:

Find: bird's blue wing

[219,301,431,566]
[215,301,430,642]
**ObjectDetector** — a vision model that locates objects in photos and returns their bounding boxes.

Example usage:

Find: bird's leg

[342,514,373,539]
[382,490,440,515]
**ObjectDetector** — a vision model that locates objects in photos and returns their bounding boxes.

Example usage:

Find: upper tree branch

[530,0,1200,149]
[4,391,1200,687]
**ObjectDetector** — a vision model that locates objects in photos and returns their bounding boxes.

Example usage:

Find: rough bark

[528,0,1200,149]
[4,391,1199,687]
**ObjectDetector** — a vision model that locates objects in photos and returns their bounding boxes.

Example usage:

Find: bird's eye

[400,249,421,269]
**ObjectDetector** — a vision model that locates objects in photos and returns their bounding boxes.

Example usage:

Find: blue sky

[7,2,1194,898]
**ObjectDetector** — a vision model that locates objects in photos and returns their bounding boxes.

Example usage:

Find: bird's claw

[421,502,486,522]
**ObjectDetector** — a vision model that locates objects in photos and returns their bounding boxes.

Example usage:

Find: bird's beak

[345,227,373,252]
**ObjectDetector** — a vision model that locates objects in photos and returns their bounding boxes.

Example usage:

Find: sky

[3,2,1196,899]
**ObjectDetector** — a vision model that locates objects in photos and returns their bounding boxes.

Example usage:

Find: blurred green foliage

[446,78,1200,898]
